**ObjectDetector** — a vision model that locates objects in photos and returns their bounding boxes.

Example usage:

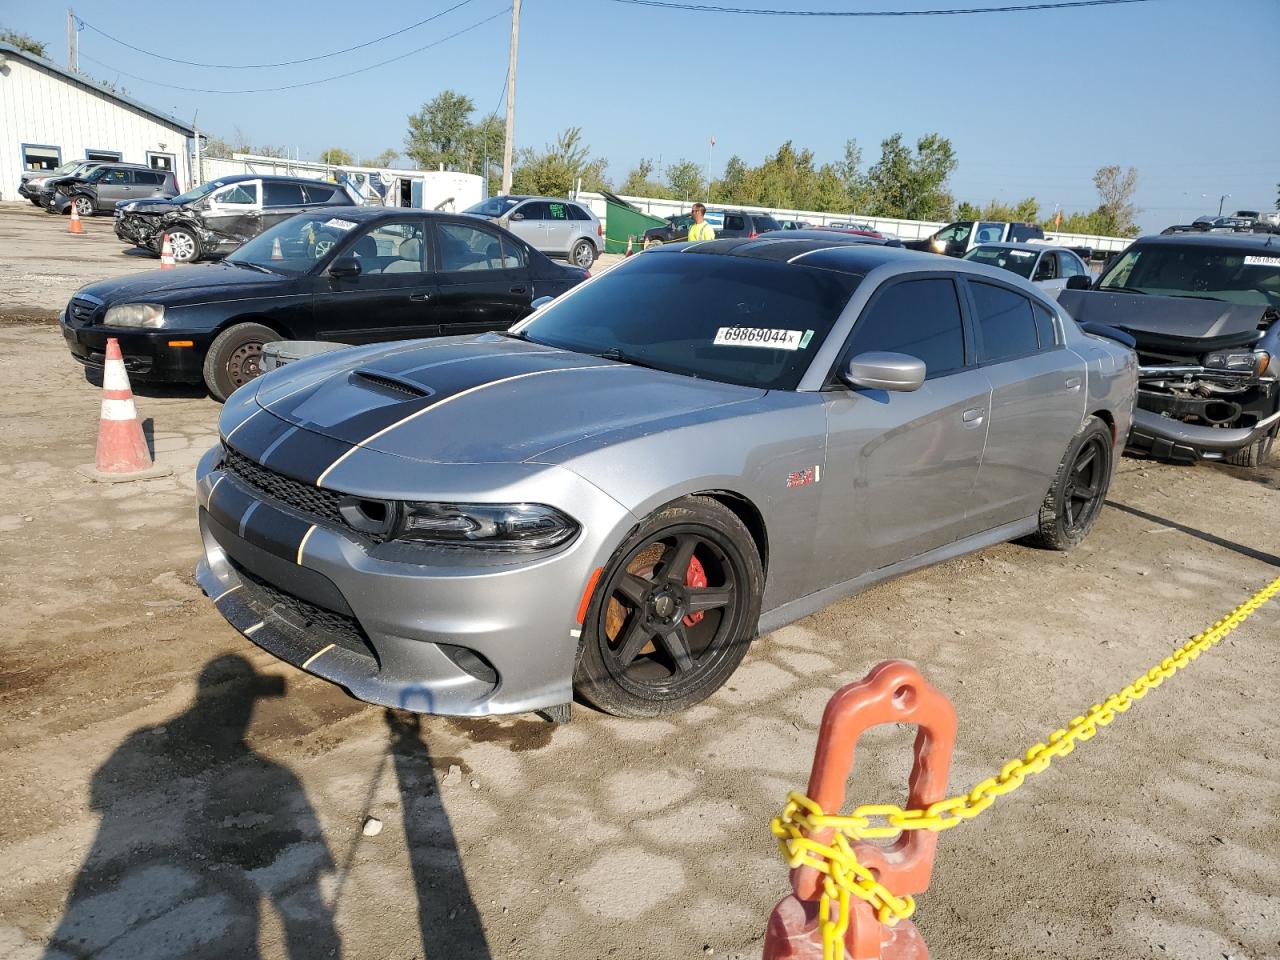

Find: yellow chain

[771,574,1280,960]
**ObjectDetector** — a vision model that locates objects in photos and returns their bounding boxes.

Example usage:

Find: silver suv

[464,195,601,268]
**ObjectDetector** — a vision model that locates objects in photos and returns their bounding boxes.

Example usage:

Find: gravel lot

[0,201,1277,960]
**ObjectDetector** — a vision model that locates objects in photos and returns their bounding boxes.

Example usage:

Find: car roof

[210,173,333,186]
[651,236,936,275]
[971,241,1073,254]
[1132,232,1280,250]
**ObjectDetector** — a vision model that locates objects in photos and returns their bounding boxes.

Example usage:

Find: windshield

[227,212,365,276]
[963,246,1038,279]
[465,197,521,218]
[1097,243,1280,307]
[517,253,860,390]
[170,181,223,205]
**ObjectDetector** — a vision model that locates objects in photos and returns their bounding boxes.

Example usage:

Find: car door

[1032,250,1065,294]
[542,200,575,255]
[94,169,133,208]
[820,275,991,576]
[961,278,1086,532]
[261,181,308,232]
[507,200,548,250]
[311,217,439,345]
[204,181,262,243]
[429,220,534,334]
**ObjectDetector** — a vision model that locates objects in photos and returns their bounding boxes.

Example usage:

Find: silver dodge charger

[196,238,1137,718]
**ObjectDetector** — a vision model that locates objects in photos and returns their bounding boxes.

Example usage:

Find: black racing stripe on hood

[265,349,611,447]
[258,429,355,486]
[224,409,295,465]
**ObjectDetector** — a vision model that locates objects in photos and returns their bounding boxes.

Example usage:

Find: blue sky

[7,0,1278,231]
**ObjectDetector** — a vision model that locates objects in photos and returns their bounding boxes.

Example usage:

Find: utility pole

[66,7,78,72]
[500,0,520,195]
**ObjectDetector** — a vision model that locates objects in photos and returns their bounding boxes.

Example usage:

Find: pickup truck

[904,220,1045,257]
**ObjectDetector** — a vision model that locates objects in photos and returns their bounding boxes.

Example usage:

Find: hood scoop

[350,368,434,400]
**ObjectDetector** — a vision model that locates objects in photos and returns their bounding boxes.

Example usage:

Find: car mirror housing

[329,255,362,279]
[1066,275,1092,290]
[843,352,926,392]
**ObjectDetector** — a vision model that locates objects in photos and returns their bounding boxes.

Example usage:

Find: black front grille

[68,297,100,325]
[223,446,344,525]
[233,561,377,663]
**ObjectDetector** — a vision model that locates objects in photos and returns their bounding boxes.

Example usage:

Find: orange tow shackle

[764,660,957,960]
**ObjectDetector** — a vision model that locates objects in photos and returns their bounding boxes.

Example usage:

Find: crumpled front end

[114,208,162,248]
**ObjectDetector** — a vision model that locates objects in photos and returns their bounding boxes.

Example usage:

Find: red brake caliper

[684,555,707,626]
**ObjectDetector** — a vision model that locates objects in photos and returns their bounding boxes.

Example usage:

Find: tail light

[597,224,603,237]
[749,231,758,239]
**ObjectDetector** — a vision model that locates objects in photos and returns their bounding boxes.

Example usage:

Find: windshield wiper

[596,347,668,373]
[1100,285,1148,295]
[501,329,530,341]
[1169,294,1225,302]
[229,260,274,274]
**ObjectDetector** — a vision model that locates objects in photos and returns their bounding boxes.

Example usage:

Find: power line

[77,7,511,95]
[602,0,1153,15]
[75,0,479,69]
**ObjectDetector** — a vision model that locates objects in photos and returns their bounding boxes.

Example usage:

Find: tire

[574,496,764,718]
[1224,429,1275,468]
[72,195,95,218]
[202,322,281,402]
[165,227,200,264]
[1028,416,1114,551]
[571,238,596,269]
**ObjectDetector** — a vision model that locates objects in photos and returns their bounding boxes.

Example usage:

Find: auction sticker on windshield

[714,327,808,350]
[1244,255,1280,267]
[324,218,357,231]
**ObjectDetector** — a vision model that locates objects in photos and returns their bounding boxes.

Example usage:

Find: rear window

[521,253,860,390]
[568,204,593,221]
[752,215,782,233]
[304,183,337,204]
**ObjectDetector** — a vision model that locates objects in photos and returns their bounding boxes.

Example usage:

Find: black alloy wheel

[1029,416,1113,551]
[574,497,763,717]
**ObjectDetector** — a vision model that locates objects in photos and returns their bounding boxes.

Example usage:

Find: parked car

[194,237,1135,719]
[905,220,1045,257]
[42,163,178,216]
[776,219,814,231]
[642,212,695,247]
[1058,232,1280,467]
[963,243,1090,296]
[114,175,357,264]
[464,195,602,268]
[815,225,888,240]
[60,208,588,400]
[714,210,783,238]
[18,159,105,205]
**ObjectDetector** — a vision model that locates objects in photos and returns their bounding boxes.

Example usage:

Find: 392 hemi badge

[786,465,820,488]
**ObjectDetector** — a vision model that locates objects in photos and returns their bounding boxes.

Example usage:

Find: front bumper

[193,443,634,716]
[114,211,161,248]
[59,312,211,383]
[1128,407,1280,462]
[45,192,72,214]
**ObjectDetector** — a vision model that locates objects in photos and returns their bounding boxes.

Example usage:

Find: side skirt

[756,516,1039,636]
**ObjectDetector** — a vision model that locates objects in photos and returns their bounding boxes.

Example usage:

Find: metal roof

[0,42,195,135]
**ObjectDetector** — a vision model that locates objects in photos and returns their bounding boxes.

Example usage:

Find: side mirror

[842,351,925,392]
[511,212,525,221]
[329,255,362,279]
[530,296,554,311]
[1066,275,1092,290]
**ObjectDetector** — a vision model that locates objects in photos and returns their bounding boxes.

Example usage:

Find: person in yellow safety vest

[687,202,716,242]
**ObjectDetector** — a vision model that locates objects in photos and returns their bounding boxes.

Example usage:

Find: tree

[954,197,1041,223]
[1093,164,1139,235]
[1,28,46,58]
[837,139,871,212]
[620,159,671,198]
[511,128,609,197]
[319,147,354,166]
[864,133,956,221]
[709,156,748,203]
[665,159,705,201]
[405,90,479,171]
[707,142,849,212]
[373,148,399,169]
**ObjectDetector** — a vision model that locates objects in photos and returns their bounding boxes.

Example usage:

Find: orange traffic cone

[68,205,84,235]
[159,233,176,269]
[76,338,173,482]
[271,237,283,260]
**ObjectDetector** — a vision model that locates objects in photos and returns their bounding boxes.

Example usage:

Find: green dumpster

[601,191,668,254]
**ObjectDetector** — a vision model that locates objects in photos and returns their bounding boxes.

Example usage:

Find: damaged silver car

[114,174,358,263]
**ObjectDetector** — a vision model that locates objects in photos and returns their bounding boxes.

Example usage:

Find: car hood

[251,335,766,465]
[1058,289,1266,349]
[75,261,290,304]
[117,197,183,215]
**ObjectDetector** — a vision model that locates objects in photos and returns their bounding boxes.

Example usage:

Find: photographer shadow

[44,655,341,959]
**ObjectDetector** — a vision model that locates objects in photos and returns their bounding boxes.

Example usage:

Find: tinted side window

[567,204,592,221]
[724,214,746,231]
[133,171,162,185]
[753,215,782,233]
[213,183,257,205]
[437,223,521,271]
[518,201,549,220]
[304,183,336,204]
[1033,303,1058,349]
[1061,253,1086,278]
[846,278,967,379]
[970,281,1039,362]
[264,182,305,206]
[101,169,130,184]
[546,201,569,221]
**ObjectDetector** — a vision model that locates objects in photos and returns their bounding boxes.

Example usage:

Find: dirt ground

[0,201,1277,960]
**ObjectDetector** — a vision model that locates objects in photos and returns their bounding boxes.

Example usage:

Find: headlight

[394,502,578,550]
[1203,349,1268,376]
[104,303,165,328]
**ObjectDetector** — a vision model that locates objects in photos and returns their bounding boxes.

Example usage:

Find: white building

[0,41,194,202]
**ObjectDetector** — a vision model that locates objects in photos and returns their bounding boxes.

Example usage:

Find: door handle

[962,407,985,424]
[1064,376,1082,390]
[409,292,432,302]
[509,286,527,295]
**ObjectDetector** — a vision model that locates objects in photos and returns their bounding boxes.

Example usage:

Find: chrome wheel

[168,230,197,262]
[572,240,595,268]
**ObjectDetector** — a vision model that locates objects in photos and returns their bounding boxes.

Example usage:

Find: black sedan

[60,208,589,400]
